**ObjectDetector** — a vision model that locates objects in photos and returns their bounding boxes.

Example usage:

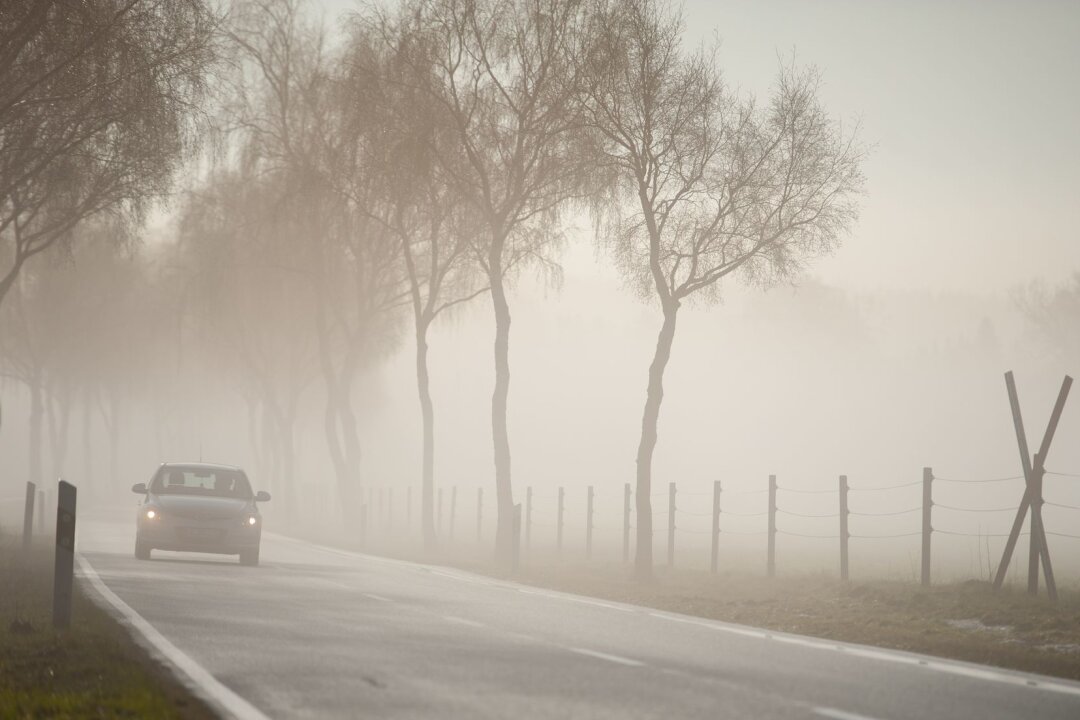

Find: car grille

[178,527,227,541]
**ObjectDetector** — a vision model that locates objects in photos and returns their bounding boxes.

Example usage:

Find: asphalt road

[76,515,1080,720]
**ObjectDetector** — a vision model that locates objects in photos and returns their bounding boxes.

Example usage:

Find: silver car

[132,463,270,566]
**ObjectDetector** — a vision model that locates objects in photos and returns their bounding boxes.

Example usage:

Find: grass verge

[0,533,214,719]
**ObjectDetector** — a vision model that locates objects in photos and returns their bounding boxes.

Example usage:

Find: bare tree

[346,20,488,550]
[1017,273,1080,364]
[0,0,217,309]
[224,0,407,524]
[401,0,593,562]
[584,0,865,578]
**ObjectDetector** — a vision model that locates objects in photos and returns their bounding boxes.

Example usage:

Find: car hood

[150,494,253,519]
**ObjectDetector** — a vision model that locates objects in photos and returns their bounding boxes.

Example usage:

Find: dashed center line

[567,647,645,667]
[363,592,391,602]
[442,615,485,628]
[814,707,884,720]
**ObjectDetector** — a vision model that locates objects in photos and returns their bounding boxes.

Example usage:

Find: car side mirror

[132,482,147,494]
[256,491,271,502]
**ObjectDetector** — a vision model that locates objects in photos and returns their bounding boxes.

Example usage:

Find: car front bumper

[137,516,261,554]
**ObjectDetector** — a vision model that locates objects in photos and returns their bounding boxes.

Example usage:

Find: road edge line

[267,532,1080,697]
[76,553,271,720]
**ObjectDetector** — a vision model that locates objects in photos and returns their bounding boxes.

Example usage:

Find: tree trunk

[416,315,437,551]
[634,303,679,580]
[490,261,515,566]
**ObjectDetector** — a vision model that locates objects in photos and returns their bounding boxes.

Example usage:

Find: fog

[3,0,1080,590]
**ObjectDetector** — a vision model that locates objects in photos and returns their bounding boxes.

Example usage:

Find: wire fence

[351,465,1080,586]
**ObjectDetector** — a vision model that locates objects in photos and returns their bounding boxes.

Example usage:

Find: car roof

[160,462,246,472]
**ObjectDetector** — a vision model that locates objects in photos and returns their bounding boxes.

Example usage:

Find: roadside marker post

[53,480,76,630]
[22,481,35,553]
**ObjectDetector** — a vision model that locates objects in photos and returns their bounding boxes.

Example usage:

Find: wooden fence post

[922,467,932,586]
[450,486,457,540]
[53,480,76,629]
[768,474,777,577]
[526,486,533,554]
[477,488,483,541]
[586,486,594,559]
[839,475,849,581]
[36,488,44,535]
[512,503,522,573]
[622,483,631,564]
[22,481,35,553]
[557,486,564,557]
[667,482,676,567]
[1029,452,1043,596]
[711,480,721,574]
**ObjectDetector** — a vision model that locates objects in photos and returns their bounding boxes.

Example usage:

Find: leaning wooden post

[53,480,77,630]
[525,486,533,554]
[557,486,565,558]
[622,483,631,564]
[22,481,36,553]
[476,488,483,542]
[767,475,777,577]
[36,488,45,535]
[710,480,721,575]
[839,475,849,581]
[586,486,594,560]
[667,482,676,567]
[921,467,933,586]
[1028,452,1043,596]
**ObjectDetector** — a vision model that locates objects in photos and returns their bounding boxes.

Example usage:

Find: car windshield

[149,467,253,499]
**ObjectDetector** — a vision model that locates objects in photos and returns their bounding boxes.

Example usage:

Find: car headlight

[246,516,258,526]
[145,509,158,520]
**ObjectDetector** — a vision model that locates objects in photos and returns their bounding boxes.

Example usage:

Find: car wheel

[135,538,151,560]
[239,546,260,566]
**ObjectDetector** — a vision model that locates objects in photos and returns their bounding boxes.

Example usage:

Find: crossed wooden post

[993,371,1072,600]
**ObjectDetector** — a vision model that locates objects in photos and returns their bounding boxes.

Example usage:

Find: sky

[277,0,1080,293]
[678,0,1080,293]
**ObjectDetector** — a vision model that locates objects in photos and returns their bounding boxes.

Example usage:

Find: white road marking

[76,554,270,720]
[268,533,1080,698]
[363,592,391,602]
[814,708,883,720]
[442,615,485,628]
[568,647,645,667]
[519,587,631,611]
